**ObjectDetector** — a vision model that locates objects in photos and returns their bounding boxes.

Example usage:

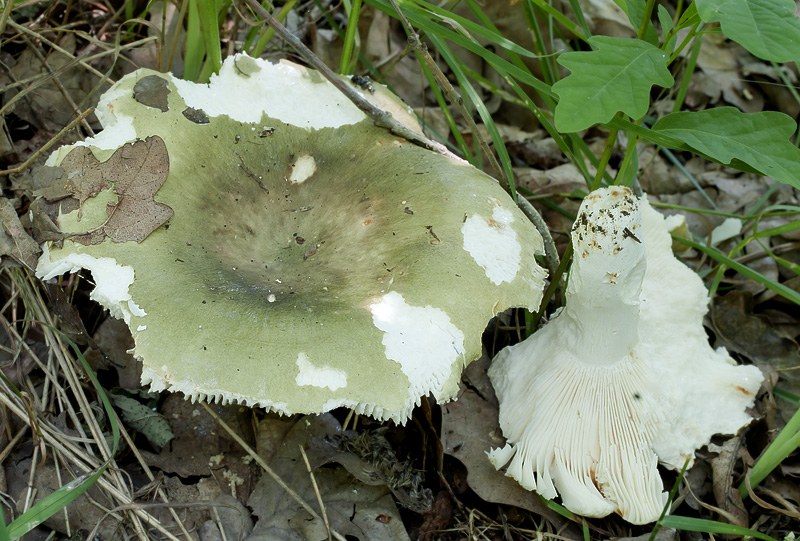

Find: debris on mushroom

[487,186,763,524]
[35,54,547,424]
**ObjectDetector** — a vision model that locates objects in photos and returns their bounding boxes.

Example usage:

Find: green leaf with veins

[695,0,800,63]
[652,108,800,189]
[552,36,673,133]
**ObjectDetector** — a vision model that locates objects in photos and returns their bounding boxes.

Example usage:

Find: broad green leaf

[652,108,800,189]
[552,36,673,132]
[658,5,677,54]
[696,0,800,62]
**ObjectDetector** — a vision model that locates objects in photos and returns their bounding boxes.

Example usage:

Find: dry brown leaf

[59,136,174,245]
[440,386,575,535]
[710,291,800,368]
[248,414,410,541]
[709,439,749,527]
[133,75,171,112]
[58,146,111,206]
[0,197,41,269]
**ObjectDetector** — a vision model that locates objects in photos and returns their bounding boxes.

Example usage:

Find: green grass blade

[418,55,475,161]
[674,236,800,305]
[739,404,800,498]
[408,0,539,57]
[184,0,205,81]
[429,34,517,197]
[0,507,9,541]
[339,0,363,74]
[659,516,777,541]
[365,0,553,97]
[249,0,301,57]
[195,0,223,79]
[525,0,587,40]
[774,387,800,405]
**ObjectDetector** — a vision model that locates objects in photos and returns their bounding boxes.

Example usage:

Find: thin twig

[240,0,455,159]
[1,108,93,176]
[517,196,560,293]
[200,402,348,541]
[299,445,332,541]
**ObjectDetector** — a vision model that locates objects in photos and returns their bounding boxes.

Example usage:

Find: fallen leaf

[57,136,174,244]
[440,387,573,533]
[141,394,255,503]
[248,414,410,541]
[109,391,174,448]
[710,291,800,368]
[133,74,171,112]
[417,492,453,541]
[0,197,41,269]
[58,147,110,206]
[709,439,749,527]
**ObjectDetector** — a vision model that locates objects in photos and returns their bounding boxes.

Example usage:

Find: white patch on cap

[35,245,143,324]
[295,352,347,391]
[289,155,317,184]
[172,55,366,128]
[462,206,521,284]
[370,291,464,400]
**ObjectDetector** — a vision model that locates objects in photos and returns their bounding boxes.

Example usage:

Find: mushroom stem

[562,187,646,364]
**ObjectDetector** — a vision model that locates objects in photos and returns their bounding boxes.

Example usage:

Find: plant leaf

[552,36,673,132]
[695,0,800,62]
[652,108,800,189]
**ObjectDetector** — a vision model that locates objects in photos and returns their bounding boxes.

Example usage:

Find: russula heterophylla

[35,54,547,423]
[487,186,763,524]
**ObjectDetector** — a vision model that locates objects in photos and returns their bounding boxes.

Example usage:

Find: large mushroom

[35,54,547,423]
[487,186,763,524]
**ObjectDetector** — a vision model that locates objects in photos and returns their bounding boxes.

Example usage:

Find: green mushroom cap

[36,55,546,423]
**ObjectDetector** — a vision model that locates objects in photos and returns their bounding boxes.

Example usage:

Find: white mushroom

[487,186,763,524]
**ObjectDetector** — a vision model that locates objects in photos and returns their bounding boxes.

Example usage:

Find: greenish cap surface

[36,55,546,422]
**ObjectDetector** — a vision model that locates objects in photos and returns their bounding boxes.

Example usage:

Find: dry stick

[8,20,113,82]
[299,445,332,541]
[200,402,348,541]
[0,0,14,45]
[21,34,95,136]
[241,0,452,158]
[515,185,558,289]
[1,108,92,176]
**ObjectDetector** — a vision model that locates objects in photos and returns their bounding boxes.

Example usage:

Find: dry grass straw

[0,268,194,538]
[441,505,575,541]
[0,3,201,536]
